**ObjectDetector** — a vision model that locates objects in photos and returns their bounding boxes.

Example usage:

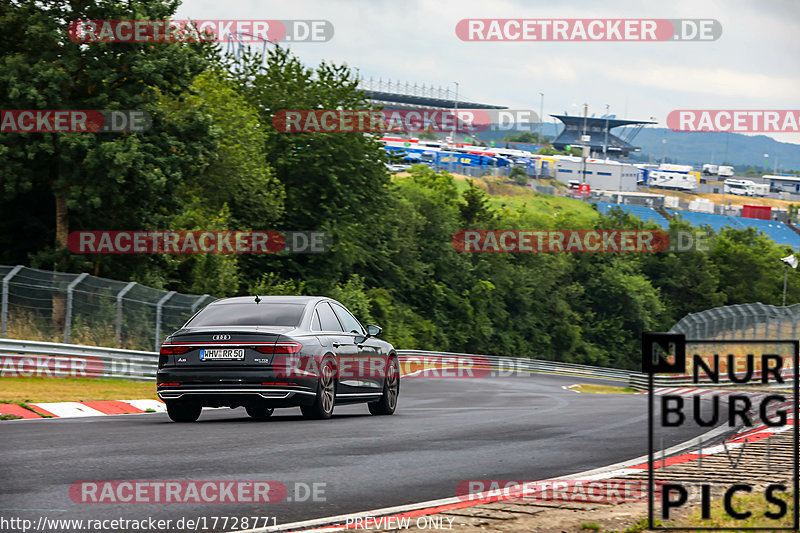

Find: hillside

[475,124,800,171]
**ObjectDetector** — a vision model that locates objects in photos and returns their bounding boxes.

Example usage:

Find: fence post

[744,303,759,339]
[154,291,176,352]
[64,273,89,344]
[1,265,24,337]
[191,294,211,314]
[721,308,731,340]
[115,282,137,347]
[0,265,24,337]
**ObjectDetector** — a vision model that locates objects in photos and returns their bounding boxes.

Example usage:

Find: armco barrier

[0,339,632,383]
[628,372,795,391]
[396,350,631,381]
[0,338,157,381]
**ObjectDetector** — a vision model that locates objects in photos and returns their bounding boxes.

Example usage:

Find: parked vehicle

[724,178,755,196]
[643,169,699,191]
[718,166,735,177]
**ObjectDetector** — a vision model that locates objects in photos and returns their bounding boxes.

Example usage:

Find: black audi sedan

[157,296,399,422]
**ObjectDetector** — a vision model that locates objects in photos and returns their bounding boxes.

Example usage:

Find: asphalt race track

[0,374,726,530]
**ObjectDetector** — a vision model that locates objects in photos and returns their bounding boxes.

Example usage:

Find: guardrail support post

[155,291,176,352]
[64,273,89,344]
[115,282,137,347]
[1,265,24,337]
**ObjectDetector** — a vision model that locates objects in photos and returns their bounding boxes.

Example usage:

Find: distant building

[763,175,800,194]
[551,115,656,158]
[552,157,640,192]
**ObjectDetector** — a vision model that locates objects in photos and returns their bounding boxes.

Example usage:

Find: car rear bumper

[156,367,317,407]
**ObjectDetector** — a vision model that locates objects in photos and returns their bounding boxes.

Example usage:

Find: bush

[510,166,528,186]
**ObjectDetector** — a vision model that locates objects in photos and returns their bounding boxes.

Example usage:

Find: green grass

[446,174,601,227]
[0,377,158,403]
[571,383,637,394]
[679,489,794,530]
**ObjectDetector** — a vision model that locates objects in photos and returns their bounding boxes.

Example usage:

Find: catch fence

[669,302,800,341]
[0,265,215,352]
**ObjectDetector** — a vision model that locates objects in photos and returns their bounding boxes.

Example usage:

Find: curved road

[0,374,721,530]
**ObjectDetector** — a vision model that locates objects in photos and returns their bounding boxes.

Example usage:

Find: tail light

[255,342,302,354]
[160,345,191,355]
[159,382,180,386]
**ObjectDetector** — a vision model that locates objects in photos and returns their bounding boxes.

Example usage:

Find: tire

[369,356,399,416]
[166,401,201,422]
[246,406,274,420]
[301,357,336,420]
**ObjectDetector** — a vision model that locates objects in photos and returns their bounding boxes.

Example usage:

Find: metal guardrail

[0,338,158,381]
[396,350,631,381]
[628,372,794,391]
[0,339,633,383]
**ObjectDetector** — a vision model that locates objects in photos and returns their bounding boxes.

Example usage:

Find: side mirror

[366,324,382,337]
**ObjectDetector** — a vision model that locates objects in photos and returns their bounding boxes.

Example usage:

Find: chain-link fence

[670,302,800,340]
[0,265,216,351]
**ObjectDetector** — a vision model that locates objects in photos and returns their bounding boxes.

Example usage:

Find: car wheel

[369,356,399,416]
[166,401,201,422]
[301,357,336,420]
[246,406,274,420]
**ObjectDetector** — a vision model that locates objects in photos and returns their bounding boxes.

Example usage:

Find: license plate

[200,348,245,360]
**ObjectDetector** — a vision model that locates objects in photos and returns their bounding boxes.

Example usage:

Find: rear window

[186,303,306,327]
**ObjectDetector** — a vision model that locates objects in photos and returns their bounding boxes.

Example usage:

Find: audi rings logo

[212,334,231,341]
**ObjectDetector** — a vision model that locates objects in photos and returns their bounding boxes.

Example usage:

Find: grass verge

[0,377,158,403]
[571,383,637,394]
[678,488,794,530]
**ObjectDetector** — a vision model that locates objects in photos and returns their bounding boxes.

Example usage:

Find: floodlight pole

[783,263,789,306]
[539,92,544,148]
[603,104,610,160]
[451,81,459,147]
[582,103,588,186]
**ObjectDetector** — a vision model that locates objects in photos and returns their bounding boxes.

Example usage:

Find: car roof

[207,295,330,306]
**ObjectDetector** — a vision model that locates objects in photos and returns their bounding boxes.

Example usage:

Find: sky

[175,0,800,144]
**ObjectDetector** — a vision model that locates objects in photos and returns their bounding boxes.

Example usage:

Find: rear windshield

[186,303,306,327]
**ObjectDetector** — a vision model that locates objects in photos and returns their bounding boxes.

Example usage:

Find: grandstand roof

[550,114,656,157]
[364,90,507,110]
[551,115,656,129]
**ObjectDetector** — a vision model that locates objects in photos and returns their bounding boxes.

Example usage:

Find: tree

[417,131,439,141]
[459,180,493,224]
[503,132,548,143]
[0,0,217,275]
